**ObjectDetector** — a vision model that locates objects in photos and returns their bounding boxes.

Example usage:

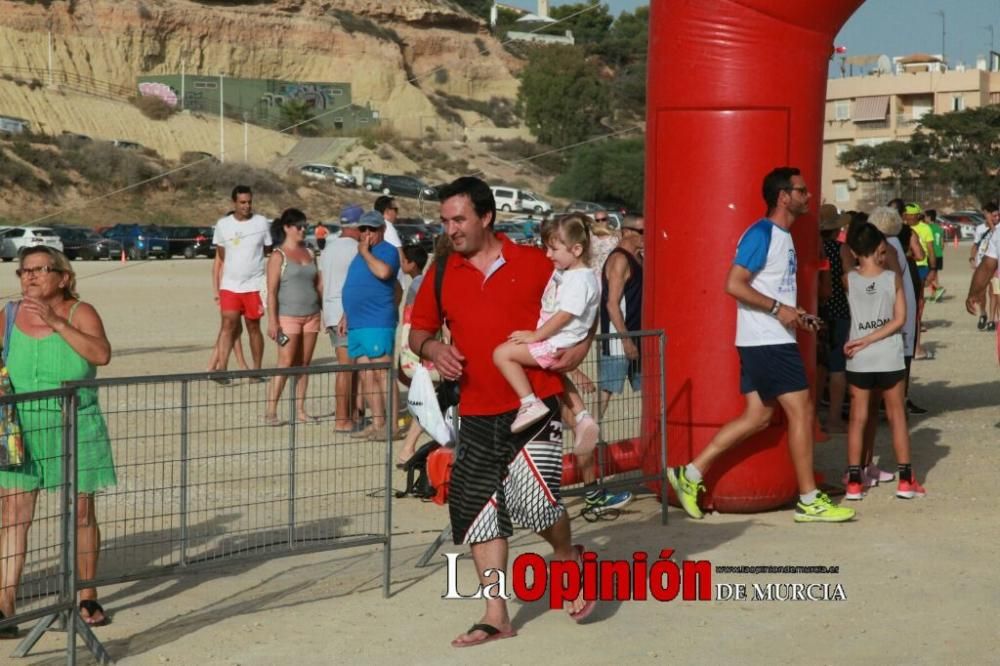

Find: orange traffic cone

[953,232,958,248]
[120,248,127,264]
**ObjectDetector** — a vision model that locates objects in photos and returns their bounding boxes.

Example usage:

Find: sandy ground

[3,241,999,665]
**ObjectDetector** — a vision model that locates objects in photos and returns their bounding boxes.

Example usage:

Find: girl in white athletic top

[843,220,926,501]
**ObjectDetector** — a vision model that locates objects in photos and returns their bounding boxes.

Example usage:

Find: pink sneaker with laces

[896,476,926,499]
[511,400,550,433]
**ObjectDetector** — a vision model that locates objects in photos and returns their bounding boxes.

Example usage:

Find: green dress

[0,303,117,493]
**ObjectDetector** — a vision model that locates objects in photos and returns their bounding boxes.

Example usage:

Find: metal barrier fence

[1,362,395,664]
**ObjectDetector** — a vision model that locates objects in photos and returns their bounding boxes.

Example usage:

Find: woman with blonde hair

[0,246,116,631]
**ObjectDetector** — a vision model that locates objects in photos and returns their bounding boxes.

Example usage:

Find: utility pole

[934,10,946,64]
[219,72,225,164]
[180,56,185,110]
[47,31,53,87]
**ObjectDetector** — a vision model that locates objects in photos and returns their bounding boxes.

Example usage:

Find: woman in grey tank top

[842,220,926,502]
[264,209,322,424]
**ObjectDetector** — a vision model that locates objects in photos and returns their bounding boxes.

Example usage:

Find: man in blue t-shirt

[667,166,855,524]
[342,210,401,439]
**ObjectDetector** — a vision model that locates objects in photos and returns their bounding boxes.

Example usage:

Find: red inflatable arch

[562,0,865,513]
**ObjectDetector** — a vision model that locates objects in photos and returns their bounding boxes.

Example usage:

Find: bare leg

[0,489,38,617]
[493,342,541,399]
[537,513,586,614]
[826,371,847,432]
[846,385,871,467]
[356,358,386,431]
[214,312,242,371]
[398,419,423,464]
[451,538,513,646]
[334,345,355,430]
[266,334,299,419]
[76,494,105,624]
[295,332,319,420]
[690,391,774,478]
[774,389,817,494]
[232,332,249,370]
[245,317,265,370]
[370,355,392,430]
[881,380,911,465]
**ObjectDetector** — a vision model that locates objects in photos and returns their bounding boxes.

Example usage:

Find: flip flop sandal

[568,544,597,622]
[79,600,110,627]
[450,623,517,648]
[262,415,285,427]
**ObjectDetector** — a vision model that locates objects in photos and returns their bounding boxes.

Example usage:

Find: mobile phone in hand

[801,314,824,330]
[277,332,290,346]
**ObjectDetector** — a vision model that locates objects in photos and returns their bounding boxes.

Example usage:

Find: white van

[491,186,553,214]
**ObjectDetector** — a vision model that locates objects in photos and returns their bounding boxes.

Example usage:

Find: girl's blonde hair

[19,246,78,300]
[541,213,592,264]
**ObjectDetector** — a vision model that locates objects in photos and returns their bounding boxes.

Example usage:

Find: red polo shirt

[411,235,563,416]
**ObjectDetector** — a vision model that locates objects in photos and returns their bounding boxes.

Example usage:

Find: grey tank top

[277,249,321,317]
[846,270,904,373]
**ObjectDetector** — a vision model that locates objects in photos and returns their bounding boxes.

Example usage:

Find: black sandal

[0,611,19,639]
[79,600,110,627]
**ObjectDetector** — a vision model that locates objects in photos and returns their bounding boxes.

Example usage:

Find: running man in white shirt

[667,167,855,524]
[967,206,1000,342]
[211,185,272,379]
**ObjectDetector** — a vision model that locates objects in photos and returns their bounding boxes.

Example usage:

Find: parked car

[490,186,523,213]
[504,217,542,243]
[519,190,553,215]
[0,226,63,261]
[364,172,387,192]
[161,226,216,258]
[394,219,436,252]
[565,201,604,214]
[101,223,169,260]
[51,226,122,261]
[940,212,981,241]
[495,222,533,245]
[381,175,437,200]
[112,139,144,151]
[299,163,356,187]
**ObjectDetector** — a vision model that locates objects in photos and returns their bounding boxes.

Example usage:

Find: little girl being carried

[493,214,600,452]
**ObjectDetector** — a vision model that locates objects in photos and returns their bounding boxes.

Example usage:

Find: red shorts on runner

[219,290,264,320]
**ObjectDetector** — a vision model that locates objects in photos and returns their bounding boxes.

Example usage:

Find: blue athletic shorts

[917,266,930,282]
[597,354,642,395]
[347,327,395,360]
[737,344,809,402]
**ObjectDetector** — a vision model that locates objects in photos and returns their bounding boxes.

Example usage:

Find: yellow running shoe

[667,466,705,519]
[794,492,855,523]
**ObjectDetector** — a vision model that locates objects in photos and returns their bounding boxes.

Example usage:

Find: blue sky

[506,1,1000,70]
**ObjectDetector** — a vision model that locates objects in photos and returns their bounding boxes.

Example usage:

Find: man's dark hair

[886,198,906,216]
[846,220,886,258]
[437,176,496,225]
[925,208,937,221]
[231,185,252,201]
[374,196,396,214]
[402,244,429,270]
[984,201,999,213]
[762,167,801,213]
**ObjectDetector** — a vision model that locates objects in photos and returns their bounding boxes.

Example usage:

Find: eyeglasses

[594,216,609,222]
[785,186,809,194]
[16,265,63,278]
[623,226,644,235]
[358,225,380,233]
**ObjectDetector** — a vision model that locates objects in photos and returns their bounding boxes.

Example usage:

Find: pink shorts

[278,313,322,335]
[528,340,561,369]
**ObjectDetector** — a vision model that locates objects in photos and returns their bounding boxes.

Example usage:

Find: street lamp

[933,10,946,63]
[219,72,225,164]
[987,25,995,56]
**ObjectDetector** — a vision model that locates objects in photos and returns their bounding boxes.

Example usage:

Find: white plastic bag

[407,365,454,445]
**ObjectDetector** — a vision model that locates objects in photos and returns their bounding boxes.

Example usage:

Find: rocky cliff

[0,0,524,137]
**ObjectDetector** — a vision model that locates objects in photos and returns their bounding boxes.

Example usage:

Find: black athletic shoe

[906,400,928,415]
[988,321,997,332]
[978,314,988,330]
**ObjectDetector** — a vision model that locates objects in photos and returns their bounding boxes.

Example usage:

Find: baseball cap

[904,203,922,215]
[358,210,386,228]
[340,205,364,226]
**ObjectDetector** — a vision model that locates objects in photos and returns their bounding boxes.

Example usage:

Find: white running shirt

[213,214,272,293]
[733,218,797,347]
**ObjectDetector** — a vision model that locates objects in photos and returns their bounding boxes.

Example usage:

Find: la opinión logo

[442,549,712,607]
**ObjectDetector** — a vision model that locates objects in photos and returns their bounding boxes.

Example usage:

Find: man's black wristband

[418,338,434,358]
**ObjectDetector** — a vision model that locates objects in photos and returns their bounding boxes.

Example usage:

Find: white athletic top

[985,227,1000,261]
[733,218,797,347]
[317,236,358,328]
[886,236,917,357]
[538,267,599,350]
[213,214,272,293]
[846,270,905,373]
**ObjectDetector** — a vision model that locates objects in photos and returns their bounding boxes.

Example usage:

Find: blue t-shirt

[342,241,401,329]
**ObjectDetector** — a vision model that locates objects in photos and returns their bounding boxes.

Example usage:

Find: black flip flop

[79,600,110,627]
[451,623,516,648]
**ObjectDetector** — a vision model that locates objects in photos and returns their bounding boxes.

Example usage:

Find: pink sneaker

[844,481,865,501]
[896,477,926,499]
[573,416,600,457]
[842,470,878,489]
[511,400,550,433]
[865,464,895,483]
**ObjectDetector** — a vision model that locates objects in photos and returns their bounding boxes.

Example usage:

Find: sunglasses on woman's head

[16,265,63,277]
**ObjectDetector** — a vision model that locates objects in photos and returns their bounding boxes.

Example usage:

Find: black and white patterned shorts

[450,396,566,545]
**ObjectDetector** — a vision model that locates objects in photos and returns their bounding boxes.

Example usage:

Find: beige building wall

[822,68,1000,211]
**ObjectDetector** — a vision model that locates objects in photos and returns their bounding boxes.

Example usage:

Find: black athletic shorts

[846,369,906,390]
[737,344,809,402]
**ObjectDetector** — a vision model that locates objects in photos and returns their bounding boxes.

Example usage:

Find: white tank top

[846,270,905,373]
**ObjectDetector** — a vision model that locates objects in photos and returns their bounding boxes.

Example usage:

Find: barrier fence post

[383,365,394,598]
[287,375,298,550]
[179,380,189,566]
[658,332,669,526]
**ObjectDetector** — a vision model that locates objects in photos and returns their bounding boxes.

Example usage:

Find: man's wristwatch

[769,299,781,316]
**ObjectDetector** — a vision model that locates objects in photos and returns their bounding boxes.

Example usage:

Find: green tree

[518,44,610,146]
[279,100,320,136]
[451,0,492,21]
[838,140,928,200]
[918,106,1000,204]
[601,5,649,66]
[550,137,645,211]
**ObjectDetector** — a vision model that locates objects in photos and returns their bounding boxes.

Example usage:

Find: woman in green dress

[0,247,115,634]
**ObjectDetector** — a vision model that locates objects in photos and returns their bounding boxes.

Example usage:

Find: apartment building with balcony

[822,53,1000,210]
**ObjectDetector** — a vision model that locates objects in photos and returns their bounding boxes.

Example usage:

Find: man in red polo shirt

[410,177,595,648]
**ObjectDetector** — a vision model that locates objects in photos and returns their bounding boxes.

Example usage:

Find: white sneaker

[511,400,550,433]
